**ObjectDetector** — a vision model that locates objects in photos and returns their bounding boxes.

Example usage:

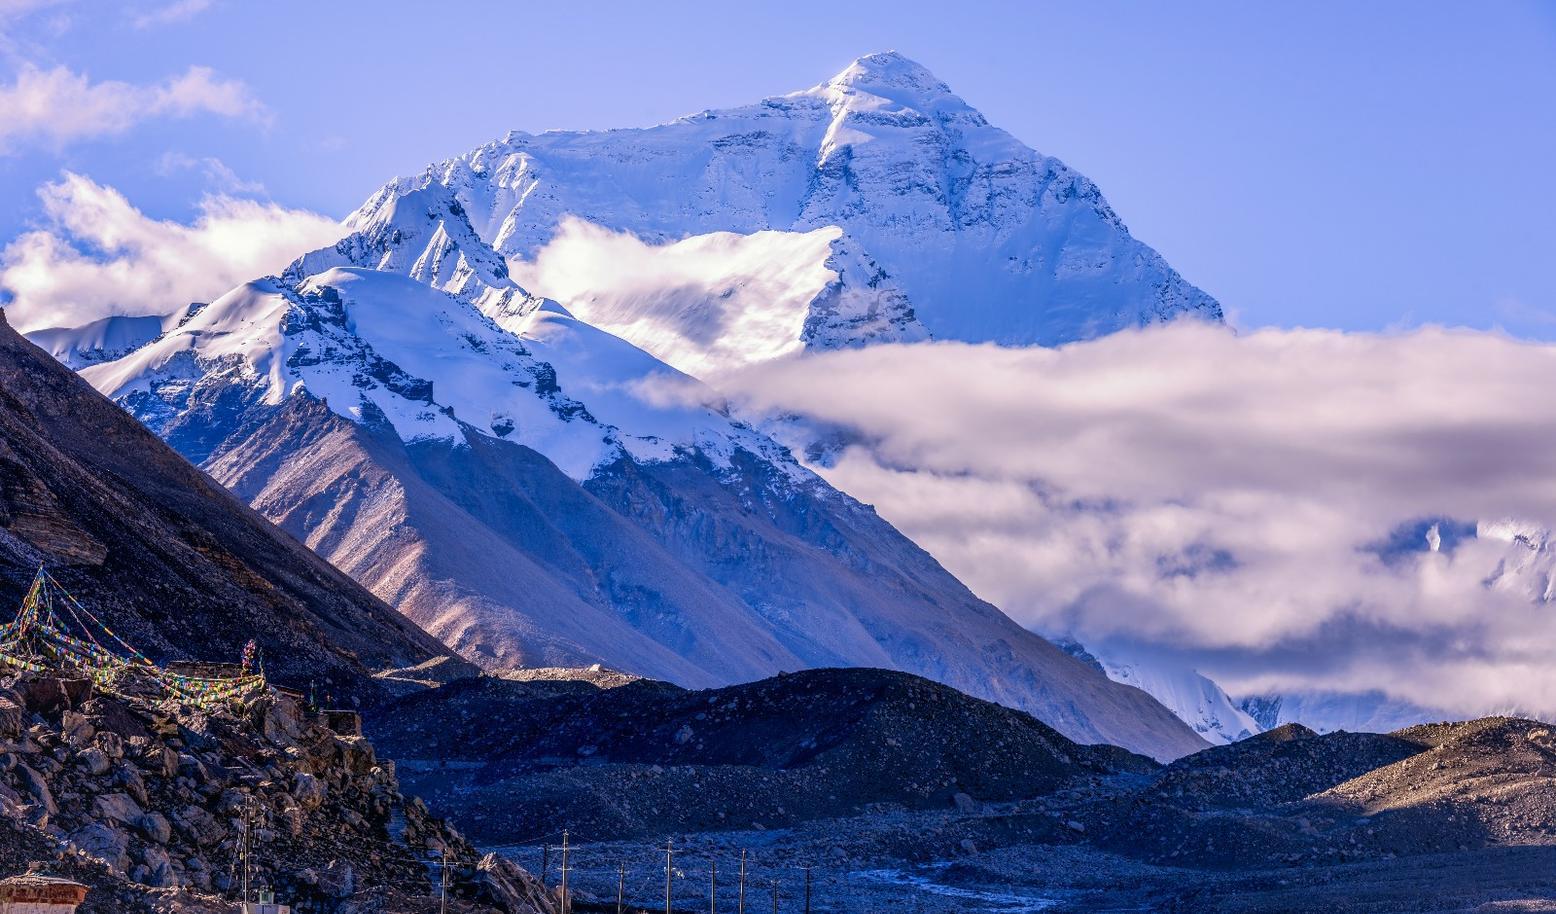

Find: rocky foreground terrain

[0,671,552,913]
[370,667,1155,843]
[376,669,1556,912]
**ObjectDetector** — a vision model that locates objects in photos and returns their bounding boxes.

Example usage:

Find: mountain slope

[1061,641,1259,745]
[69,254,1206,760]
[354,50,1220,375]
[0,310,463,704]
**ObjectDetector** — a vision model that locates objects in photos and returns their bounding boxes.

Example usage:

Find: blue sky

[1,0,1552,333]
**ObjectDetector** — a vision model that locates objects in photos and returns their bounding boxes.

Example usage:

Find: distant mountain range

[20,52,1242,761]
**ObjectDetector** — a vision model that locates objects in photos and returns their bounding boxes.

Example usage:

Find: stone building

[0,874,89,914]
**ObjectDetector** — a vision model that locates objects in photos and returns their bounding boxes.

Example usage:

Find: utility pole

[664,840,675,914]
[709,859,717,914]
[617,862,626,914]
[737,850,747,914]
[239,799,252,906]
[560,831,571,914]
[803,867,811,914]
[770,878,778,914]
[440,848,450,914]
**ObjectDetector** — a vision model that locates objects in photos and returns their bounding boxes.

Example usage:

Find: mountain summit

[343,51,1221,376]
[823,49,952,93]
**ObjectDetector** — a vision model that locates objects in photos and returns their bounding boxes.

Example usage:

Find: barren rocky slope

[370,667,1157,843]
[0,312,465,705]
[519,719,1556,909]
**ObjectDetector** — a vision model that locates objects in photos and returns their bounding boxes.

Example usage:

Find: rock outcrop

[0,672,552,913]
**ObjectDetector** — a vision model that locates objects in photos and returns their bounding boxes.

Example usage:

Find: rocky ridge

[370,667,1156,843]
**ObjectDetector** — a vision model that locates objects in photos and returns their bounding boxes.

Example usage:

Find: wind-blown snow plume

[0,173,340,332]
[688,323,1556,719]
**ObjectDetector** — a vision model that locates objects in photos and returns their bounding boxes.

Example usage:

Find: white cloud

[0,0,66,17]
[0,172,341,332]
[689,325,1556,718]
[510,217,842,376]
[156,151,265,194]
[0,64,267,152]
[131,0,211,28]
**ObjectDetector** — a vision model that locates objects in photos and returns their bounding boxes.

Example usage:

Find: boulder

[95,730,125,759]
[136,810,172,844]
[70,820,130,872]
[137,844,177,887]
[114,764,149,806]
[17,678,70,715]
[174,804,227,847]
[78,746,111,776]
[15,761,55,815]
[143,745,178,778]
[292,772,327,811]
[61,710,95,746]
[93,790,145,825]
[0,697,24,739]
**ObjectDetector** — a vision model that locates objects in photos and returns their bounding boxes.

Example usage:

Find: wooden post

[710,859,717,914]
[803,867,810,914]
[618,862,626,914]
[770,878,778,914]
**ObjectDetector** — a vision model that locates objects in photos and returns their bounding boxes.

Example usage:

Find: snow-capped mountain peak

[292,182,530,316]
[338,51,1220,374]
[821,50,951,96]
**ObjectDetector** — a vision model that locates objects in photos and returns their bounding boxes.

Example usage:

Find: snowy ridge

[1099,653,1258,746]
[80,267,803,482]
[1062,641,1258,745]
[1477,517,1556,604]
[1239,691,1446,735]
[289,183,537,317]
[354,50,1221,372]
[25,307,196,369]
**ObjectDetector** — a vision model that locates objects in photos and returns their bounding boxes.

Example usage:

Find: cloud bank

[0,173,340,332]
[510,217,840,376]
[0,64,267,151]
[697,325,1556,717]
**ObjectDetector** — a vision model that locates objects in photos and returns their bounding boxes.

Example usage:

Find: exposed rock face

[0,311,468,705]
[0,673,552,914]
[369,667,1157,843]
